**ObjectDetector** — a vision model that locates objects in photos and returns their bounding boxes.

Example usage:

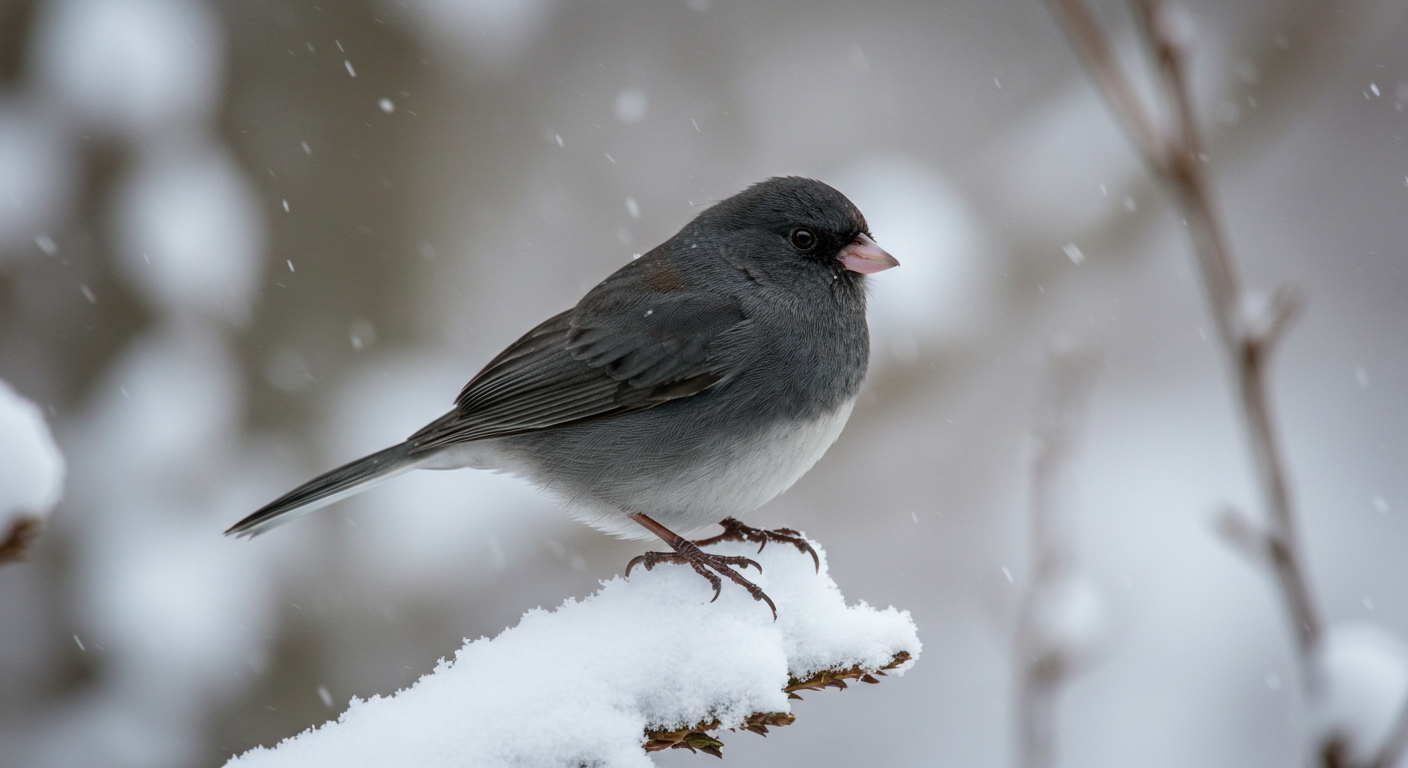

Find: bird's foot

[693,517,820,573]
[626,540,777,620]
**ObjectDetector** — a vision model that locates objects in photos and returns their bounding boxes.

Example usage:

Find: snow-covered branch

[225,538,919,767]
[0,378,64,563]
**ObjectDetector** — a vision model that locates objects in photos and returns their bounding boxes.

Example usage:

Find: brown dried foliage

[0,516,41,564]
[642,650,911,758]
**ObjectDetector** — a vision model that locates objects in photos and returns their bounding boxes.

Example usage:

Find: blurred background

[0,0,1406,765]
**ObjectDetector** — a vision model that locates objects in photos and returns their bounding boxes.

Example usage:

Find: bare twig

[1046,0,1323,674]
[1046,0,1168,173]
[1016,668,1063,768]
[1015,348,1103,768]
[1213,505,1265,561]
[1043,4,1408,766]
[1365,694,1408,768]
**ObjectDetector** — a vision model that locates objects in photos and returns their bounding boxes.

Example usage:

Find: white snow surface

[1312,622,1408,763]
[0,378,64,530]
[226,539,919,768]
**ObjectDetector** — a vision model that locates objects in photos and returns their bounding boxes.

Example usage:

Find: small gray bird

[227,177,897,615]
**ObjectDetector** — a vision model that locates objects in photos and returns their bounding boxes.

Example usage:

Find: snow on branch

[0,378,65,563]
[225,538,920,767]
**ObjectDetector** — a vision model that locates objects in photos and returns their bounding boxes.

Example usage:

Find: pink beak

[838,233,899,274]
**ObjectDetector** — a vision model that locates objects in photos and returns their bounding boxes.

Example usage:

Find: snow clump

[226,537,920,767]
[0,378,64,561]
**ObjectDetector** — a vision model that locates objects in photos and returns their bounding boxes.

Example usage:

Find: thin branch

[1015,348,1103,768]
[1213,505,1265,562]
[1045,0,1323,671]
[1131,0,1245,342]
[1017,669,1063,768]
[1365,692,1408,768]
[1027,348,1102,579]
[1047,0,1169,174]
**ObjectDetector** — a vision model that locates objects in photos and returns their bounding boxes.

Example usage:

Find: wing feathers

[411,258,753,450]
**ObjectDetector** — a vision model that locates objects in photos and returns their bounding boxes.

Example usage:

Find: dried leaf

[0,516,41,564]
[642,651,910,756]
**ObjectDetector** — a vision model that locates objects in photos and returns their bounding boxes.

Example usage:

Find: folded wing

[409,259,751,451]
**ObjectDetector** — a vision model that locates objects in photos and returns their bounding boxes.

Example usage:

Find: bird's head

[684,177,898,285]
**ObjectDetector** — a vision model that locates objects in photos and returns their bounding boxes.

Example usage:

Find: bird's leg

[692,517,820,573]
[625,512,777,620]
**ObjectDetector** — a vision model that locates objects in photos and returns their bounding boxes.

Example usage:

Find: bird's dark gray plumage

[227,177,896,609]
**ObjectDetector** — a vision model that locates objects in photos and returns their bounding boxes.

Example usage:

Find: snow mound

[1313,622,1408,764]
[226,538,920,767]
[0,378,64,561]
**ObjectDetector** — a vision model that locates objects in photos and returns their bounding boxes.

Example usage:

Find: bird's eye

[789,228,816,250]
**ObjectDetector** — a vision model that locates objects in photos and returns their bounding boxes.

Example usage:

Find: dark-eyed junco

[227,177,897,615]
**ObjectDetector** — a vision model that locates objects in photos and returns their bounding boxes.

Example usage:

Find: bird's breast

[709,395,856,512]
[566,395,857,539]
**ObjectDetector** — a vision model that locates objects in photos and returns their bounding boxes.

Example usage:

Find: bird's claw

[624,540,776,620]
[693,518,820,573]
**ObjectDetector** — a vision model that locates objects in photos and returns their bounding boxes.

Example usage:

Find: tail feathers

[226,442,421,538]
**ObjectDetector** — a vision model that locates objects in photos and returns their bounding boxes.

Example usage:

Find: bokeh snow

[0,378,65,532]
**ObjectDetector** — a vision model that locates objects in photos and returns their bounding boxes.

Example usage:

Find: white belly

[577,397,857,539]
